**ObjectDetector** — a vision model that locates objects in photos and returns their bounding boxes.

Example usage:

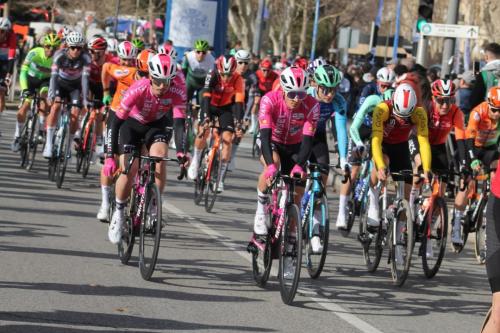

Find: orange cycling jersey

[102,62,137,111]
[203,72,245,107]
[466,101,500,147]
[372,101,431,171]
[256,69,278,93]
[427,102,466,145]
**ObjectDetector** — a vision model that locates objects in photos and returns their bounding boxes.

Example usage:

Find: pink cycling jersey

[117,76,187,124]
[259,90,320,145]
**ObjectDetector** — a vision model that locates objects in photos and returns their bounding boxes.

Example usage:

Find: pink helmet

[157,43,178,60]
[279,66,309,92]
[148,53,177,80]
[117,41,138,60]
[393,83,417,118]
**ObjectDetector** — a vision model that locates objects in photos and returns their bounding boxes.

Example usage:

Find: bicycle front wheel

[474,200,487,264]
[194,149,207,205]
[421,197,448,278]
[204,148,222,213]
[55,126,70,189]
[304,196,329,279]
[279,204,302,305]
[27,112,40,171]
[139,183,162,280]
[81,122,95,178]
[118,186,136,264]
[389,199,414,287]
[251,232,273,287]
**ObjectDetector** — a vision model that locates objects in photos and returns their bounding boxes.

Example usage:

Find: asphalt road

[0,105,492,333]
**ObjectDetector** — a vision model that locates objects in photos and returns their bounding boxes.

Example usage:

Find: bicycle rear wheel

[118,187,136,264]
[251,130,260,158]
[139,183,162,280]
[55,126,70,189]
[279,204,302,305]
[389,199,414,286]
[204,147,222,213]
[421,197,448,278]
[194,149,207,205]
[81,122,95,178]
[474,200,487,264]
[358,193,383,272]
[304,196,329,279]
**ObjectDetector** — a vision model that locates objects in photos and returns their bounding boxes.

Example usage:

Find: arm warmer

[294,135,314,167]
[260,128,274,166]
[173,117,186,154]
[106,113,124,156]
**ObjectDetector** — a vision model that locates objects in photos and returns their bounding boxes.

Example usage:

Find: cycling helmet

[431,79,456,97]
[487,86,500,108]
[137,49,154,72]
[293,57,308,70]
[393,83,417,118]
[274,62,286,72]
[131,38,145,51]
[216,55,237,75]
[58,26,71,40]
[194,39,209,52]
[0,17,11,31]
[382,88,395,101]
[307,58,327,75]
[148,53,177,80]
[43,33,62,48]
[235,49,251,62]
[376,67,396,84]
[117,41,138,60]
[280,66,310,92]
[87,36,107,51]
[314,64,342,88]
[66,31,85,47]
[157,43,177,60]
[106,38,118,52]
[260,59,272,70]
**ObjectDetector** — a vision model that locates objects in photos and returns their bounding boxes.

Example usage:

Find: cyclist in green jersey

[11,33,61,152]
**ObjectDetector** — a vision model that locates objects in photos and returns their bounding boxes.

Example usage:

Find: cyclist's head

[280,66,309,108]
[65,31,85,47]
[87,36,107,56]
[393,83,417,118]
[131,38,145,51]
[314,64,341,102]
[194,39,209,52]
[293,57,308,71]
[42,33,61,52]
[157,43,177,61]
[431,79,456,114]
[307,58,326,76]
[216,55,237,79]
[260,59,272,76]
[136,48,154,74]
[0,17,11,32]
[106,38,118,53]
[57,26,71,43]
[234,49,251,62]
[487,86,500,120]
[148,53,177,96]
[376,67,395,93]
[117,41,138,64]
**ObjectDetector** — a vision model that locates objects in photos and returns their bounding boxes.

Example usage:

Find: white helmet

[157,44,178,60]
[106,38,118,52]
[117,41,138,60]
[376,67,395,84]
[148,53,177,80]
[280,66,310,92]
[393,83,417,118]
[235,49,251,62]
[307,58,327,74]
[0,17,11,31]
[66,31,85,47]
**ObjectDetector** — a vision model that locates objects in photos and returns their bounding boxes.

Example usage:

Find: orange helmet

[487,86,500,108]
[136,48,155,73]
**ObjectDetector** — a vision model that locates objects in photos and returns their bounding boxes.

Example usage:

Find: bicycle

[193,117,223,212]
[47,100,73,188]
[247,173,303,305]
[452,171,490,264]
[75,101,100,178]
[18,91,43,170]
[116,144,184,280]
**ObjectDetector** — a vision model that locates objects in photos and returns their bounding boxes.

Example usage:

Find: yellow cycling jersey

[371,101,431,172]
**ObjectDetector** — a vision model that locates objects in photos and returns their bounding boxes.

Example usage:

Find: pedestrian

[471,42,500,109]
[455,70,476,120]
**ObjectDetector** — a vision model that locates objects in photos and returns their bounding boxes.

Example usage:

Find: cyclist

[0,17,16,131]
[96,44,142,222]
[106,37,120,64]
[307,58,327,87]
[252,66,319,236]
[249,59,278,134]
[103,53,189,244]
[409,79,467,256]
[182,39,215,112]
[367,83,431,235]
[131,37,145,52]
[11,33,61,152]
[336,67,395,229]
[306,64,347,250]
[43,31,91,158]
[187,55,245,192]
[452,86,500,247]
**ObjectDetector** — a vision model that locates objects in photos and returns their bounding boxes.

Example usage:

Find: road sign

[420,23,479,39]
[338,27,360,49]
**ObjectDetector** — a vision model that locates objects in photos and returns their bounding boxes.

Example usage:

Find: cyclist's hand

[235,127,243,138]
[176,152,191,168]
[471,159,482,172]
[103,157,117,177]
[21,89,31,99]
[102,94,112,105]
[290,164,306,179]
[377,167,387,181]
[264,163,278,185]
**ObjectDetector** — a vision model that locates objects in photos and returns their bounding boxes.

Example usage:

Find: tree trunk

[148,0,155,45]
[298,0,309,56]
[268,24,279,56]
[279,0,295,55]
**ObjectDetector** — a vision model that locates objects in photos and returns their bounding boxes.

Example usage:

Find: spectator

[471,42,500,109]
[427,67,439,82]
[456,70,476,119]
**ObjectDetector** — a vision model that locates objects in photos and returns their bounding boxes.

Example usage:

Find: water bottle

[354,178,365,201]
[300,190,311,216]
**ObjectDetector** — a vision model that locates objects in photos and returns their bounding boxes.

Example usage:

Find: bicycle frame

[204,122,222,183]
[468,173,490,232]
[302,165,327,240]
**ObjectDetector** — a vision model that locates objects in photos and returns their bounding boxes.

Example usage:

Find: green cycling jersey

[350,94,383,147]
[20,47,53,90]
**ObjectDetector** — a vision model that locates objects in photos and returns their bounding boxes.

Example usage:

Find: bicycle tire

[474,200,487,264]
[194,149,207,205]
[251,130,260,158]
[105,182,116,224]
[278,204,302,305]
[139,183,162,280]
[56,125,70,189]
[18,122,29,168]
[389,199,414,287]
[251,231,273,287]
[204,147,222,213]
[340,197,355,238]
[27,112,40,171]
[118,186,136,264]
[48,157,56,181]
[421,197,448,278]
[358,193,383,273]
[451,207,468,253]
[81,122,95,178]
[304,196,329,279]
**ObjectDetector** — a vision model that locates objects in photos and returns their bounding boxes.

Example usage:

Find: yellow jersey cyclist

[11,33,61,152]
[368,83,432,228]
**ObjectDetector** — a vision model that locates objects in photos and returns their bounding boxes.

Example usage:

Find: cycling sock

[46,127,56,147]
[409,187,420,220]
[14,121,22,138]
[453,209,463,227]
[193,148,202,165]
[368,186,380,218]
[338,194,347,217]
[220,162,228,180]
[256,189,270,214]
[115,198,127,211]
[39,115,45,127]
[101,186,110,207]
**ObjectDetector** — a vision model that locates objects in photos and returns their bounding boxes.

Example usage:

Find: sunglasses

[151,77,171,87]
[196,50,207,55]
[69,46,82,51]
[319,86,336,95]
[435,96,455,105]
[379,83,392,89]
[489,105,500,113]
[286,90,307,100]
[261,69,270,72]
[238,61,249,65]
